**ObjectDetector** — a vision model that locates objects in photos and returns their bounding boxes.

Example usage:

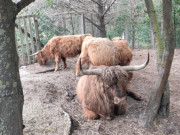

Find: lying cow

[76,53,149,120]
[76,36,133,76]
[30,34,92,71]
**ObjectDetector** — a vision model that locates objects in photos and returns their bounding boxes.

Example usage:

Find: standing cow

[30,34,92,71]
[76,36,133,76]
[76,54,149,120]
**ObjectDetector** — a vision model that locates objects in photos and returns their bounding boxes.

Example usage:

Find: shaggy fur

[35,34,92,71]
[76,66,130,120]
[112,37,133,66]
[76,36,133,75]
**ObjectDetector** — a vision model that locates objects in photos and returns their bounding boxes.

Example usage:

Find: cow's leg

[98,113,113,120]
[85,61,90,69]
[126,87,143,101]
[55,54,61,71]
[82,103,99,119]
[61,57,67,68]
[76,57,88,76]
[114,103,126,115]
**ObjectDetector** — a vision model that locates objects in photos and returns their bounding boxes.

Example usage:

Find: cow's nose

[114,96,126,104]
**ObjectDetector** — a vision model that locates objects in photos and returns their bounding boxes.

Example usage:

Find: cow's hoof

[105,116,113,120]
[138,96,143,101]
[76,73,81,76]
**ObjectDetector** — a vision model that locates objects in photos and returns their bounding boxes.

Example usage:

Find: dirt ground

[20,49,180,135]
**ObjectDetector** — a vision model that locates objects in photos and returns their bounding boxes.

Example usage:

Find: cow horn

[29,51,39,56]
[81,68,103,75]
[79,58,102,75]
[121,53,149,71]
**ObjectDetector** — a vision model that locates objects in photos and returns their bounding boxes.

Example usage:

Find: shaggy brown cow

[112,37,133,66]
[31,34,92,71]
[76,54,149,120]
[76,36,133,76]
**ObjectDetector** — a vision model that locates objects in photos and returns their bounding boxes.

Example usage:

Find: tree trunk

[0,0,35,134]
[139,0,175,128]
[80,14,85,34]
[62,15,67,34]
[97,0,106,37]
[151,30,155,49]
[161,16,164,37]
[144,0,164,67]
[70,14,75,35]
[90,14,94,36]
[158,82,170,117]
[0,1,23,134]
[144,0,170,118]
[131,23,135,49]
[131,0,135,49]
[125,22,129,42]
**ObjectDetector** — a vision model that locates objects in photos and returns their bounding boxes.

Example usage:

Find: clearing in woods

[21,49,180,135]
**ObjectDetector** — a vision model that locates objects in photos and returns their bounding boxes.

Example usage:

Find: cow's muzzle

[114,96,126,104]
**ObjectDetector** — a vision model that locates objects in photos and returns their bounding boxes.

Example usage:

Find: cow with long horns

[30,34,92,71]
[76,53,149,120]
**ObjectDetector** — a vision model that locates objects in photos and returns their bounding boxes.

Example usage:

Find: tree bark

[125,22,129,42]
[151,30,155,49]
[0,0,35,134]
[90,14,94,36]
[144,0,170,118]
[80,14,85,34]
[131,22,135,49]
[62,15,67,34]
[97,0,106,37]
[131,0,135,49]
[70,14,75,35]
[139,0,175,128]
[144,0,164,67]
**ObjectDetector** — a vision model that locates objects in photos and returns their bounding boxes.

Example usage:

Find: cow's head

[35,51,48,65]
[79,53,149,105]
[30,51,47,65]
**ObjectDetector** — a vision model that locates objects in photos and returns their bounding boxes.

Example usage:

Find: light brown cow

[31,34,92,71]
[76,36,133,76]
[76,54,149,120]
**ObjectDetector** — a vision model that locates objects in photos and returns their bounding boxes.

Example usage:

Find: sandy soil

[20,49,180,135]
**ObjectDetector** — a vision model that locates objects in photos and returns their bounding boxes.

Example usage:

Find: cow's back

[50,35,83,58]
[85,38,117,66]
[112,39,133,66]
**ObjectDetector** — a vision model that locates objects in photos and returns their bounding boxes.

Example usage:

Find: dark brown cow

[76,54,149,120]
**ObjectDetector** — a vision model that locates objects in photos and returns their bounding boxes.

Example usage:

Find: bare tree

[0,0,35,134]
[58,0,117,37]
[139,0,175,128]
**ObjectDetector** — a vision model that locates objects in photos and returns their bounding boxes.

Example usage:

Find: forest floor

[20,49,180,135]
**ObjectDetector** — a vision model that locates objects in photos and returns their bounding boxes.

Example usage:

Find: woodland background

[14,0,180,49]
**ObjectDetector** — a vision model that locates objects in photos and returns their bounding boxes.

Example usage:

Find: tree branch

[102,0,116,17]
[104,16,115,25]
[91,0,101,7]
[103,0,108,6]
[62,0,100,18]
[61,3,101,31]
[16,0,35,14]
[85,17,102,31]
